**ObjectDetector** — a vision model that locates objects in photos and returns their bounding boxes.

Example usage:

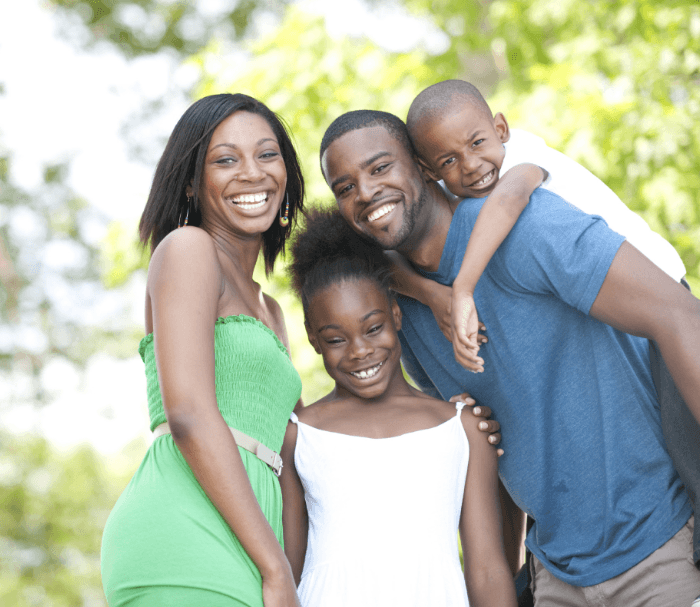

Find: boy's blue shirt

[397,189,691,586]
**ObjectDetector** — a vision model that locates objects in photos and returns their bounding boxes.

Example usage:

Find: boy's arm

[385,249,455,340]
[460,412,517,607]
[452,164,548,371]
[280,421,309,585]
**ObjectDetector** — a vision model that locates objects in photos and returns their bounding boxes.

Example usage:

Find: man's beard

[362,183,428,251]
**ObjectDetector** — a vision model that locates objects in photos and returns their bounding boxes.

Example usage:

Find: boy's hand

[450,392,503,456]
[451,288,486,372]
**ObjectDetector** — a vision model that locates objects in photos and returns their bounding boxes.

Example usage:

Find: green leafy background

[2,0,699,603]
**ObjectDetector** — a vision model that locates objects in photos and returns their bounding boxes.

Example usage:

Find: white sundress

[291,402,471,607]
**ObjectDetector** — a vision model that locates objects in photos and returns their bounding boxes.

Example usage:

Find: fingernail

[489,435,497,442]
[479,422,488,430]
[473,406,481,415]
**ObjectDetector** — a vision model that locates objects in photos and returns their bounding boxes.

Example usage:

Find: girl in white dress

[280,208,516,607]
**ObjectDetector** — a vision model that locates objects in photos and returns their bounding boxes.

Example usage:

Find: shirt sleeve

[490,189,625,315]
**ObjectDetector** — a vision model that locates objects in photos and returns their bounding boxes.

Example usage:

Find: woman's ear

[305,321,322,354]
[391,298,402,332]
[185,181,194,198]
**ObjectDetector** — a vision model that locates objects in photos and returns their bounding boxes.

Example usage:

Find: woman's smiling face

[306,278,403,401]
[197,110,287,238]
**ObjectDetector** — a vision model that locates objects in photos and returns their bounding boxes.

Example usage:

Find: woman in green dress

[101,93,304,607]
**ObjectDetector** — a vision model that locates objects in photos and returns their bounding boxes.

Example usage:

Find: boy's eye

[368,324,383,334]
[472,139,484,147]
[325,336,345,345]
[442,157,456,168]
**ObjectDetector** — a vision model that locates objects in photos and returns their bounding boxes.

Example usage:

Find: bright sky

[0,0,445,455]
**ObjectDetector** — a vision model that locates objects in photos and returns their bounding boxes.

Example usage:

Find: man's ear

[493,112,510,144]
[305,321,322,354]
[391,298,402,332]
[414,154,440,183]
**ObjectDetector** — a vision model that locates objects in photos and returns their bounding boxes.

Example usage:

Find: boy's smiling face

[412,104,510,199]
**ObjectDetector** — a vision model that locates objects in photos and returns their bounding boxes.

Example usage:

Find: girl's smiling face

[306,278,404,401]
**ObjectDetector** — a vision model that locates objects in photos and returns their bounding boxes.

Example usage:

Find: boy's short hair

[406,80,493,141]
[319,110,414,175]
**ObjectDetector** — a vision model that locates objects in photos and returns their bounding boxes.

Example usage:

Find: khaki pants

[531,517,700,606]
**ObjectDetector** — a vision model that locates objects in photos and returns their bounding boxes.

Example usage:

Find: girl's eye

[326,337,345,345]
[368,324,383,334]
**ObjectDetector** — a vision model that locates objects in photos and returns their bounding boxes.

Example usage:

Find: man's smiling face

[321,125,428,251]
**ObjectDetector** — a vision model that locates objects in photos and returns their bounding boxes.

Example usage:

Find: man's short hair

[319,110,414,177]
[406,80,492,140]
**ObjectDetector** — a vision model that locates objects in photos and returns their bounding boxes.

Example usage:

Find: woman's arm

[280,421,309,584]
[148,227,299,606]
[460,412,517,607]
[451,164,547,371]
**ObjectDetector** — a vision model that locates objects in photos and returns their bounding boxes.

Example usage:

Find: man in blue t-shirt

[319,109,700,605]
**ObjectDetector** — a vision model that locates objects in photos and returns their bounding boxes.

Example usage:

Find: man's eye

[337,184,354,197]
[372,163,389,174]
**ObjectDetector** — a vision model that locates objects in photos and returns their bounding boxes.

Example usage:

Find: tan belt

[153,422,283,476]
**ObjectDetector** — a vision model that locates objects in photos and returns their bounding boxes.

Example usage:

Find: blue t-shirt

[398,190,691,586]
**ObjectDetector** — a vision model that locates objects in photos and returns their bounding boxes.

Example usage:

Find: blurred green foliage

[4,0,700,604]
[0,432,143,606]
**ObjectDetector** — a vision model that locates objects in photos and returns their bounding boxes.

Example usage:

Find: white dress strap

[290,411,299,424]
[454,401,466,416]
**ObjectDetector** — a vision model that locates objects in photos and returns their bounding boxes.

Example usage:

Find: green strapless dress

[101,315,302,606]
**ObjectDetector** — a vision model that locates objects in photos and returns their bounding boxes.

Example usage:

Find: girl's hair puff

[289,207,393,319]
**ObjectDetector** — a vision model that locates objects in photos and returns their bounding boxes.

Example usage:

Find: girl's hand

[450,392,503,456]
[262,569,301,607]
[451,288,487,372]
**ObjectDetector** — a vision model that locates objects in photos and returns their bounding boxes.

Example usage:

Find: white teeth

[471,170,494,188]
[367,203,397,222]
[350,361,383,379]
[231,192,268,207]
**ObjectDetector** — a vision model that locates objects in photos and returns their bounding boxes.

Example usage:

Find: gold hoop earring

[178,195,191,228]
[279,192,290,227]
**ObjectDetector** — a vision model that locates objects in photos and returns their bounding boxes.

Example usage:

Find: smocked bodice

[139,314,301,453]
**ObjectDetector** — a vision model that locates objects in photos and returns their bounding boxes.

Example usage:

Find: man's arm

[589,241,700,425]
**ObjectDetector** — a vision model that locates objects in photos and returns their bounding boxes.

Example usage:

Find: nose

[237,157,265,182]
[356,176,381,204]
[348,335,373,360]
[461,152,480,175]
